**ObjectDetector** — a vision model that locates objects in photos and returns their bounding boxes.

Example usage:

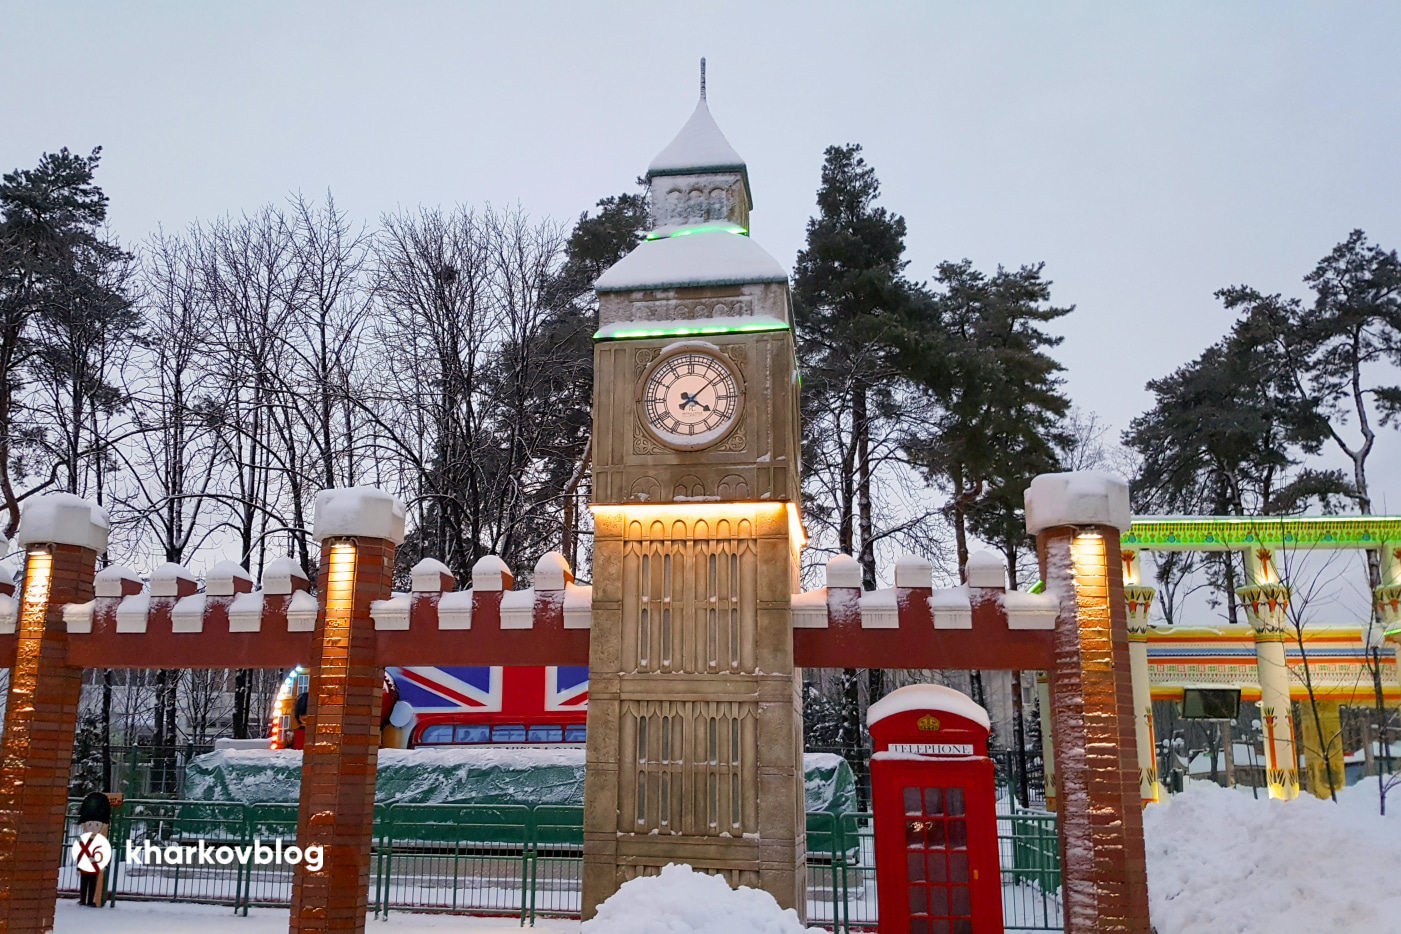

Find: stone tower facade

[581,88,807,918]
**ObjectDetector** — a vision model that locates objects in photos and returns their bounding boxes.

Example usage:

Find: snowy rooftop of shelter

[647,96,746,177]
[866,683,991,731]
[594,229,788,293]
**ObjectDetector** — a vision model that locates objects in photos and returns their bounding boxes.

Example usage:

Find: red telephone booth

[868,684,1003,934]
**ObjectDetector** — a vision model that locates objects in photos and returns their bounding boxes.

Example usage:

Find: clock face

[641,350,742,448]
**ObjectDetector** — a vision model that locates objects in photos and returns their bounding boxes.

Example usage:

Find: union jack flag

[388,666,588,716]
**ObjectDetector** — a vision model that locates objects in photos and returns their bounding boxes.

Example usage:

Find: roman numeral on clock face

[641,351,741,448]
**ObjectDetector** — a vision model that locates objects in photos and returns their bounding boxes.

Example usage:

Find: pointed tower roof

[647,96,747,177]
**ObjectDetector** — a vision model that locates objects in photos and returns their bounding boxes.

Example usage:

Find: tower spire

[700,57,706,101]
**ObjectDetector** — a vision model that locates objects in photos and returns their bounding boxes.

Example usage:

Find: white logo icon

[71,832,112,872]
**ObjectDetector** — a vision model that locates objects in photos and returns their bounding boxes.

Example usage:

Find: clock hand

[678,391,711,412]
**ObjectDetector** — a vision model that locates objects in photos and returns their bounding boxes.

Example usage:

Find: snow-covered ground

[1144,780,1401,934]
[53,899,580,933]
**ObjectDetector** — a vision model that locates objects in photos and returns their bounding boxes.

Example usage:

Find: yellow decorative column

[1124,575,1159,805]
[1237,549,1298,799]
[1297,698,1344,799]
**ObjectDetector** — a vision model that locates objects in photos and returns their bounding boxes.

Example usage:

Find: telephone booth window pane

[927,852,948,882]
[907,851,926,881]
[952,920,971,934]
[905,818,924,848]
[951,886,970,915]
[926,820,945,847]
[945,787,964,816]
[949,852,969,883]
[904,787,922,814]
[948,819,966,848]
[931,920,951,934]
[923,787,943,815]
[927,886,949,916]
[909,921,930,934]
[908,885,927,914]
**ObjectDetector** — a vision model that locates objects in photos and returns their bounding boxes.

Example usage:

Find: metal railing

[62,800,1063,930]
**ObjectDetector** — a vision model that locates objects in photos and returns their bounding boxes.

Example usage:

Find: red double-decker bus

[270,665,588,749]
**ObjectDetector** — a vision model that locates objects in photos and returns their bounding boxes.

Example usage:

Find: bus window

[564,724,587,743]
[492,724,527,743]
[419,724,454,745]
[528,725,564,743]
[454,724,490,744]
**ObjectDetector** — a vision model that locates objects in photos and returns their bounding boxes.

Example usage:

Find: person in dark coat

[76,791,112,907]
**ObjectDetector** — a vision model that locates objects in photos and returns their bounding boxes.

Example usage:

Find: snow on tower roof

[594,228,788,293]
[867,683,991,731]
[647,97,747,177]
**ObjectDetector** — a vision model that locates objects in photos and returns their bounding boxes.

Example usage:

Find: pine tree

[0,147,125,533]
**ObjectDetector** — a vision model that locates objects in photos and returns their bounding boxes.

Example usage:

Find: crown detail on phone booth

[916,715,941,732]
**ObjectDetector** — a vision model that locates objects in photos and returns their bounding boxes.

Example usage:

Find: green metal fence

[62,800,1062,930]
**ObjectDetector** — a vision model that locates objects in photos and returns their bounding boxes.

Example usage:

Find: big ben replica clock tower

[581,71,807,918]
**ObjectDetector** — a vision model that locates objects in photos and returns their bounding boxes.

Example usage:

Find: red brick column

[0,495,105,934]
[290,489,402,934]
[1028,474,1151,934]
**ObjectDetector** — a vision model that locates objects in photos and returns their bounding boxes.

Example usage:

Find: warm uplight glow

[595,321,789,341]
[20,549,53,636]
[326,542,357,613]
[593,501,803,547]
[785,502,807,549]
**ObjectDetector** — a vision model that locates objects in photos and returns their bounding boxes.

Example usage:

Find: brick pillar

[289,488,403,934]
[0,494,106,934]
[1027,473,1151,934]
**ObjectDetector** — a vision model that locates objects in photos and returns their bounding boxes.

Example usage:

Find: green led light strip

[645,224,748,240]
[595,321,789,340]
[1123,515,1401,549]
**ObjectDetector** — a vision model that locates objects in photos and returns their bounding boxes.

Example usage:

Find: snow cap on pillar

[15,491,109,553]
[825,554,862,589]
[1024,471,1131,535]
[894,553,933,589]
[965,551,1007,589]
[262,557,310,595]
[94,565,142,598]
[471,555,513,592]
[312,486,406,544]
[411,558,455,593]
[205,560,254,596]
[149,562,198,597]
[534,552,573,591]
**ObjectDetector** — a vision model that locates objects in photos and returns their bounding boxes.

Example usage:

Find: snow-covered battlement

[792,551,1058,632]
[369,551,593,633]
[63,557,319,636]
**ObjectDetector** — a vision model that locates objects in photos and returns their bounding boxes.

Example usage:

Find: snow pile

[582,863,819,934]
[1144,781,1401,934]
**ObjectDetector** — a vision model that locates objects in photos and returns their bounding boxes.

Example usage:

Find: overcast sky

[5,2,1401,522]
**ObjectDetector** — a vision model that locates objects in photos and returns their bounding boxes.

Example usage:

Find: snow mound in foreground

[1144,781,1401,934]
[581,863,820,934]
